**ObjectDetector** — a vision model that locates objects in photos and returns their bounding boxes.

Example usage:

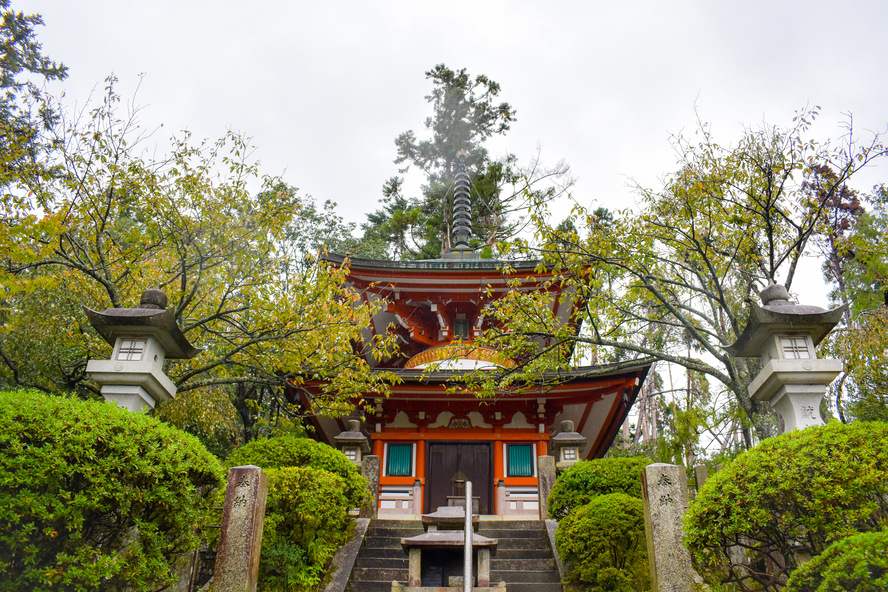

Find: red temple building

[301,167,651,518]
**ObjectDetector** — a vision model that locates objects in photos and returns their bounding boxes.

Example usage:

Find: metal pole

[464,480,472,592]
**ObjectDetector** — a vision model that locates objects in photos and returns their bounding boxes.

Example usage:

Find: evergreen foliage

[0,390,224,591]
[554,493,650,592]
[785,530,888,592]
[685,422,888,591]
[362,64,516,259]
[0,0,67,189]
[547,457,651,520]
[359,64,571,260]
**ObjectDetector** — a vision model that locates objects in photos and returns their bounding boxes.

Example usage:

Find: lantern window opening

[780,336,811,359]
[562,447,578,462]
[116,338,148,361]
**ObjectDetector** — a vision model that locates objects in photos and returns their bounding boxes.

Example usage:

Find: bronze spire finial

[450,153,473,251]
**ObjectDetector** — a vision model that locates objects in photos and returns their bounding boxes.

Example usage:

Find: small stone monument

[641,463,698,592]
[84,289,199,412]
[550,419,587,470]
[726,284,845,432]
[693,464,708,491]
[360,455,380,519]
[536,455,557,520]
[213,465,269,592]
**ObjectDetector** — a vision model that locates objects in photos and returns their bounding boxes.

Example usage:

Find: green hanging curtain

[387,444,412,476]
[508,444,533,477]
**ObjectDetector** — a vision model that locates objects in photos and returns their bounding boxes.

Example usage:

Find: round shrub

[259,467,353,592]
[547,456,651,519]
[785,530,888,592]
[685,422,888,591]
[0,390,224,592]
[555,493,650,592]
[226,435,369,509]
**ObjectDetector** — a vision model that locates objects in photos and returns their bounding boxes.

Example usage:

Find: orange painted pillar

[373,439,384,460]
[416,441,426,512]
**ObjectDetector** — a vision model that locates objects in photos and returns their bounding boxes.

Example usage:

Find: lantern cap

[726,284,846,357]
[84,290,201,359]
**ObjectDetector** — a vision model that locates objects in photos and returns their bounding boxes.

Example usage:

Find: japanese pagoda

[300,164,651,517]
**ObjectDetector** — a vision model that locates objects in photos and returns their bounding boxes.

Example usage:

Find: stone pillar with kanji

[641,463,699,592]
[213,465,269,592]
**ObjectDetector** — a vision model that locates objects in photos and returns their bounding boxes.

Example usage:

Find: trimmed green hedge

[547,457,651,519]
[0,390,224,591]
[685,422,888,591]
[226,435,368,509]
[555,493,650,592]
[259,467,354,592]
[785,530,888,592]
[226,435,370,591]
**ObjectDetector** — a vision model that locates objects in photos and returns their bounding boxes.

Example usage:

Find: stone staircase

[478,521,562,592]
[346,520,562,592]
[348,520,423,592]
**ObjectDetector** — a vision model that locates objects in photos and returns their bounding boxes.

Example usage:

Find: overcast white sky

[19,0,888,263]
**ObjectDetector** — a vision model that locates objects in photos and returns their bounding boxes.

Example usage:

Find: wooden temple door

[425,442,492,514]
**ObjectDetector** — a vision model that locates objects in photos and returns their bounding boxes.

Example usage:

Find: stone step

[363,534,422,544]
[490,570,561,584]
[366,527,425,538]
[361,536,414,549]
[353,557,409,569]
[353,555,407,566]
[504,583,563,592]
[492,548,556,560]
[347,581,399,592]
[367,522,423,531]
[490,558,556,571]
[475,528,549,539]
[355,547,409,559]
[477,523,546,532]
[489,537,551,551]
[349,567,407,582]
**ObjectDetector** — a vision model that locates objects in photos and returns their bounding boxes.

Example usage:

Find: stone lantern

[551,419,587,469]
[726,284,845,433]
[334,419,371,467]
[84,289,200,412]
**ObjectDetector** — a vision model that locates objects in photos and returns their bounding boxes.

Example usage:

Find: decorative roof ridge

[320,251,543,271]
[376,358,655,381]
